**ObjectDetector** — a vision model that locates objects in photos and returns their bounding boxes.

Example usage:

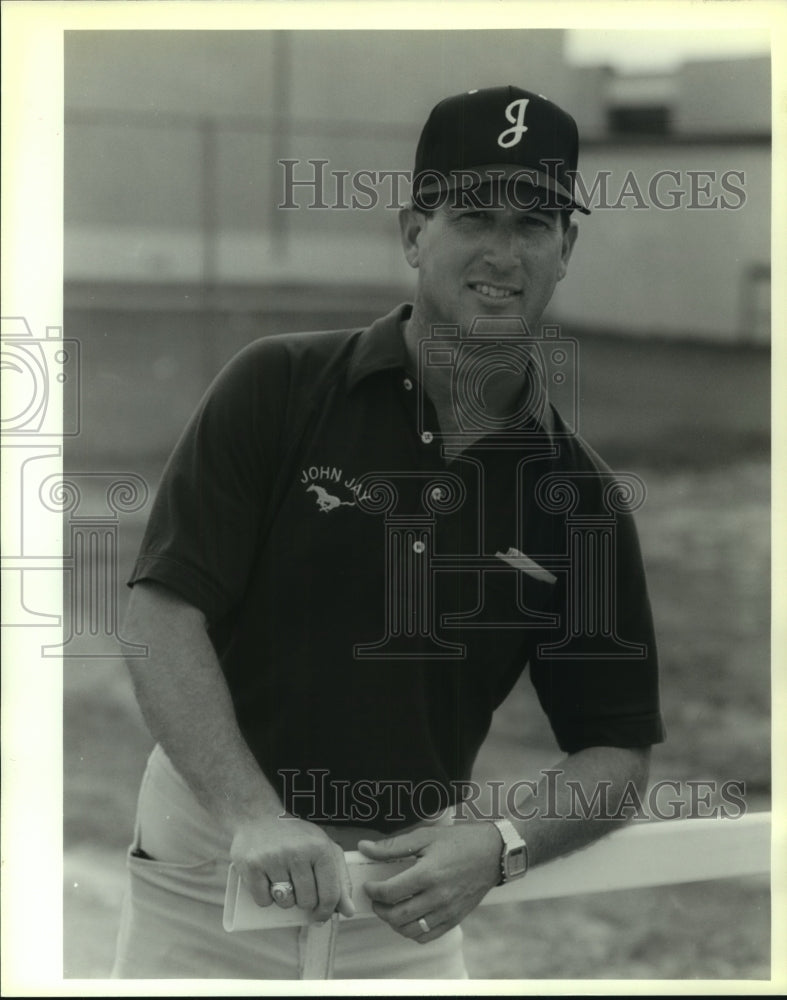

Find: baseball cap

[412,85,591,215]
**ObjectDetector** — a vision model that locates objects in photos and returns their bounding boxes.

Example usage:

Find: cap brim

[415,164,591,216]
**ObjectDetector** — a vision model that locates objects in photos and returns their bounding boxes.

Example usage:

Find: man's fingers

[373,890,439,930]
[243,868,273,908]
[357,828,433,860]
[364,863,426,905]
[289,857,318,911]
[404,914,447,944]
[371,900,448,942]
[359,829,434,905]
[312,850,343,921]
[333,843,356,918]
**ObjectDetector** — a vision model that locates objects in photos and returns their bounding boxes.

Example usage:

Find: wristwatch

[492,817,529,884]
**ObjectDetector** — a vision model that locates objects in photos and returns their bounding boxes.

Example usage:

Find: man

[113,85,664,979]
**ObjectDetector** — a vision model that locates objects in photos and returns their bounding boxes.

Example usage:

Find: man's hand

[231,815,356,922]
[358,823,501,943]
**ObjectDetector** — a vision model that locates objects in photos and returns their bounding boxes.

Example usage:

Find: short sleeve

[128,337,290,625]
[528,463,665,753]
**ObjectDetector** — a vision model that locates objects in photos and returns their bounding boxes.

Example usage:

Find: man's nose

[481,225,525,268]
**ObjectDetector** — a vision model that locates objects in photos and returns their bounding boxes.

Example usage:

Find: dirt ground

[62,332,771,981]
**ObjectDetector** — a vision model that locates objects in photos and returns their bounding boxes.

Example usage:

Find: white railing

[223,812,771,979]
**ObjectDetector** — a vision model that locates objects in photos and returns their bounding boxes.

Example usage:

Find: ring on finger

[271,880,295,906]
[417,916,431,934]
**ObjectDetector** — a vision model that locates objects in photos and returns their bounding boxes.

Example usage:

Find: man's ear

[557,219,579,282]
[399,206,427,269]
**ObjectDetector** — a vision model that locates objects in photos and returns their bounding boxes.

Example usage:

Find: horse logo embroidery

[307,484,356,513]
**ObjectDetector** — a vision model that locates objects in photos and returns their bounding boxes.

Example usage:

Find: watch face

[505,845,528,879]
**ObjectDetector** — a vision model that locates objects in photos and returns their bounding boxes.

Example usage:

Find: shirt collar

[345,301,556,444]
[346,303,413,391]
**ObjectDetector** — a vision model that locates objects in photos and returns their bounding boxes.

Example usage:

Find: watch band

[492,817,529,884]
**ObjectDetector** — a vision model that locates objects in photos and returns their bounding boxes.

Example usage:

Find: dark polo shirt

[130,303,664,830]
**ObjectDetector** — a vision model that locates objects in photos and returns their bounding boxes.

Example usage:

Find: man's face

[400,187,578,335]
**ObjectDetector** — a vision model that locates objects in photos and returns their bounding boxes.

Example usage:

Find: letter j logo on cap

[498,98,530,149]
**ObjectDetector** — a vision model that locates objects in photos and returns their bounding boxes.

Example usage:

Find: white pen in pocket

[494,547,556,584]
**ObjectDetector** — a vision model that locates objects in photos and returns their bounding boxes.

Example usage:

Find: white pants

[112,745,468,979]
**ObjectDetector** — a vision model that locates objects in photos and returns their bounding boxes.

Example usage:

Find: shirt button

[413,541,426,554]
[403,377,413,390]
[421,431,433,444]
[431,487,443,501]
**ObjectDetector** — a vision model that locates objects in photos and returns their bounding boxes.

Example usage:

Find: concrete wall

[675,56,770,136]
[66,30,570,119]
[65,29,568,289]
[66,136,770,343]
[552,144,770,342]
[64,31,771,343]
